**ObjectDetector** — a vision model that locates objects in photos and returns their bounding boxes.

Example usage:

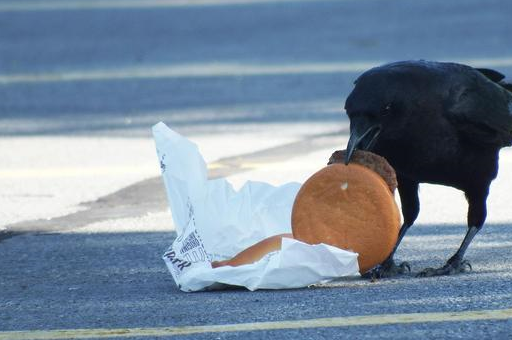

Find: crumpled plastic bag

[153,122,359,292]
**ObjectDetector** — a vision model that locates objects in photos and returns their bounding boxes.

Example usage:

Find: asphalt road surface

[2,0,512,339]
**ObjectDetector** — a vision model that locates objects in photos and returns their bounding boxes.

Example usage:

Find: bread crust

[328,149,398,193]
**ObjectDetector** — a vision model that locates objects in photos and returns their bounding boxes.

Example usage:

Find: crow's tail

[475,68,512,93]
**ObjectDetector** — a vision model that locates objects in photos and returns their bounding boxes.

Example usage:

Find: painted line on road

[2,58,512,85]
[0,166,158,179]
[1,308,512,339]
[0,162,270,179]
[0,0,341,12]
[0,61,377,85]
[208,161,289,170]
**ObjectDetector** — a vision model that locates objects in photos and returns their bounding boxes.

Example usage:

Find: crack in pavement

[1,130,345,241]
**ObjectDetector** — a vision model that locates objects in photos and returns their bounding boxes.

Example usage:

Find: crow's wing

[445,70,512,146]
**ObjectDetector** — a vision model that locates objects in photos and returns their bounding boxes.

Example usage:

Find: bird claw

[416,267,436,278]
[363,260,411,281]
[400,261,412,273]
[416,259,472,277]
[461,260,472,272]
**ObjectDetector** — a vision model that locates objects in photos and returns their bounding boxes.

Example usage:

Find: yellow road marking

[0,163,265,179]
[0,0,336,12]
[2,308,512,340]
[208,161,270,170]
[206,162,229,170]
[2,58,512,85]
[0,162,274,179]
[0,160,265,179]
[0,61,377,84]
[0,166,157,179]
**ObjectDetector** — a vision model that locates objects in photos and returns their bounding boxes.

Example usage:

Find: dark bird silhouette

[333,60,512,277]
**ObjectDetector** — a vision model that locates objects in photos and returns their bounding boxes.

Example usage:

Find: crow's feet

[363,259,411,280]
[417,260,472,277]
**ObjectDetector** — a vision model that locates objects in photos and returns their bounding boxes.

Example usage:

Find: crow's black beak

[344,125,381,164]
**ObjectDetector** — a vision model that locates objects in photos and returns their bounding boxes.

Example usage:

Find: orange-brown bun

[211,233,294,268]
[291,155,400,274]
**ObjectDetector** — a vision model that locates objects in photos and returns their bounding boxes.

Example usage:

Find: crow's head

[343,64,426,164]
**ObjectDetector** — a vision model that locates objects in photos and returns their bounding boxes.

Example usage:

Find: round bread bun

[291,159,401,274]
[211,233,293,268]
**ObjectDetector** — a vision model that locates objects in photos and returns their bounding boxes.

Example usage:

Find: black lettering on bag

[164,250,192,272]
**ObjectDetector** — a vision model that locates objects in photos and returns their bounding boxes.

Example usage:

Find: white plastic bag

[153,122,359,292]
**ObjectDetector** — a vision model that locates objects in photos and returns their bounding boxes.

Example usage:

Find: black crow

[333,60,512,277]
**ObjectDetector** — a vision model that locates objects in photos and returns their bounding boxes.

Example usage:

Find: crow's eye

[382,104,392,116]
